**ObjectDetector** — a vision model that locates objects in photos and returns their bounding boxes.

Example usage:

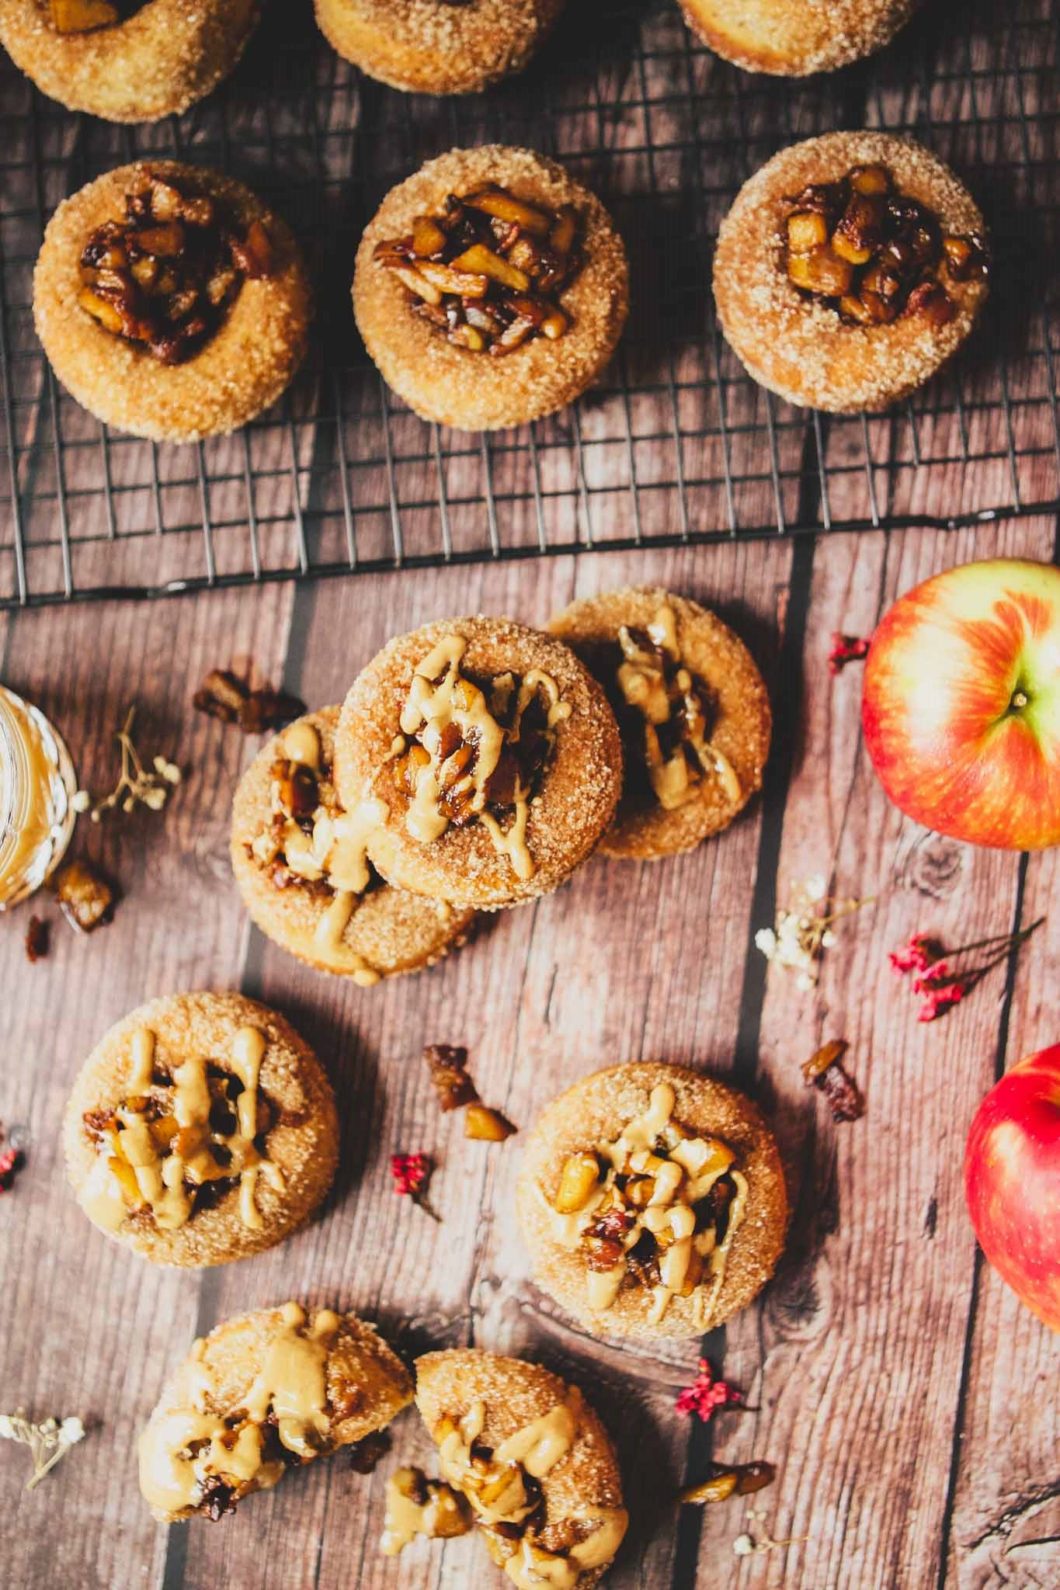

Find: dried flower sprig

[390,1153,440,1222]
[827,633,871,674]
[71,707,181,821]
[890,918,1045,1023]
[756,876,872,991]
[0,1411,85,1489]
[675,1359,744,1424]
[733,1507,808,1558]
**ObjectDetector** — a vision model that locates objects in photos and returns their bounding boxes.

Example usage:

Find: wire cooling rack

[0,0,1057,607]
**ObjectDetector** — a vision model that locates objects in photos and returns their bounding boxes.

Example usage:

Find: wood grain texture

[1,523,1058,1590]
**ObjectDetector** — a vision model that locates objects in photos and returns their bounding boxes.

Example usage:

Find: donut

[314,0,565,95]
[412,1348,627,1587]
[334,616,623,910]
[714,132,989,413]
[353,145,629,430]
[34,160,311,443]
[0,0,259,122]
[680,0,917,76]
[550,587,771,860]
[516,1062,788,1340]
[63,992,339,1267]
[138,1302,413,1522]
[231,705,477,983]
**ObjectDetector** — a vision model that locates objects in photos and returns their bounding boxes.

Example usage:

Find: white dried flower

[755,875,871,987]
[59,1418,84,1445]
[0,1408,87,1489]
[75,707,183,823]
[733,1534,755,1557]
[70,790,91,814]
[754,927,778,959]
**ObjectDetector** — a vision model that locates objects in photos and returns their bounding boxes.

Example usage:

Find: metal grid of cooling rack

[0,0,1057,608]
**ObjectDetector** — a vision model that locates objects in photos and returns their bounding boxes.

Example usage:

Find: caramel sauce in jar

[0,686,77,908]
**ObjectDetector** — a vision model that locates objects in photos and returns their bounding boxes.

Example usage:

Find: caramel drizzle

[138,1302,341,1516]
[615,604,741,812]
[542,1082,746,1325]
[433,1400,627,1587]
[258,719,387,985]
[83,1025,284,1236]
[396,637,570,881]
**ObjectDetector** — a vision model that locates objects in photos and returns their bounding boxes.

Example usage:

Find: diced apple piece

[463,187,551,236]
[78,287,124,335]
[411,215,448,257]
[786,247,854,297]
[447,243,529,292]
[787,210,828,253]
[51,0,119,32]
[417,259,491,297]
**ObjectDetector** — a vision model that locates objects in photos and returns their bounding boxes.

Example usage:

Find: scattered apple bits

[422,1044,518,1142]
[374,185,581,355]
[783,164,987,329]
[78,175,274,365]
[680,1461,775,1507]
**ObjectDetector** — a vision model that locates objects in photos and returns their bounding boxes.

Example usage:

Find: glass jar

[0,685,78,909]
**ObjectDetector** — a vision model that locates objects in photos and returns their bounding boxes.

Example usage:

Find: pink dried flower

[675,1359,744,1424]
[889,934,936,976]
[827,633,871,674]
[389,1153,440,1220]
[889,917,1044,1024]
[917,984,968,1022]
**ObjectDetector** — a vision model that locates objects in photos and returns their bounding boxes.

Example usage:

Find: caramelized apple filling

[541,1082,749,1327]
[78,175,274,365]
[138,1303,341,1519]
[391,634,571,881]
[48,0,141,32]
[81,1025,285,1234]
[246,719,387,981]
[420,1400,628,1588]
[374,185,582,355]
[615,604,741,812]
[783,163,987,328]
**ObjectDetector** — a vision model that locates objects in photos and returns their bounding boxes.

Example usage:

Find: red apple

[862,557,1060,849]
[964,1045,1060,1330]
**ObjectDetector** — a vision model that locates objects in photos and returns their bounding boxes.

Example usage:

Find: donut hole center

[783,163,987,328]
[77,174,274,365]
[374,185,582,355]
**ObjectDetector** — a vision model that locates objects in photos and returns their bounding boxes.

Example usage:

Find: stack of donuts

[5,0,993,441]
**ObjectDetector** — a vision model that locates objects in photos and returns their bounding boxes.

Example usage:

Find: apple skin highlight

[861,557,1060,850]
[964,1044,1060,1331]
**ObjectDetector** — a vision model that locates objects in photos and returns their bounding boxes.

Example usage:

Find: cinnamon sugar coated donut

[714,132,989,413]
[681,0,917,76]
[139,1303,412,1521]
[550,587,771,859]
[34,160,311,442]
[353,146,629,430]
[231,706,476,982]
[63,992,339,1267]
[413,1349,627,1587]
[335,616,624,910]
[0,0,259,122]
[517,1062,788,1339]
[315,0,565,94]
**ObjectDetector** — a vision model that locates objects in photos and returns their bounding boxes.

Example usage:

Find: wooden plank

[173,537,795,1590]
[0,576,295,1590]
[691,515,1059,1590]
[945,838,1060,1590]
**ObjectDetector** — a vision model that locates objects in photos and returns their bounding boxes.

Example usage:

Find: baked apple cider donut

[231,705,476,983]
[517,1062,788,1339]
[402,1349,627,1586]
[335,617,623,910]
[550,587,771,859]
[0,0,259,122]
[714,132,989,413]
[34,161,311,442]
[314,0,565,94]
[139,1302,412,1521]
[353,146,629,430]
[681,0,917,76]
[63,992,338,1267]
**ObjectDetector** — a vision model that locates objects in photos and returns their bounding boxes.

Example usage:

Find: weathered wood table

[2,514,1059,1590]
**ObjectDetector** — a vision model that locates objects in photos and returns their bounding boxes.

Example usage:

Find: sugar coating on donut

[0,0,260,121]
[231,705,476,980]
[336,615,623,910]
[63,991,338,1267]
[34,160,311,442]
[551,586,771,859]
[714,131,988,413]
[415,1349,627,1586]
[354,146,629,431]
[517,1061,788,1340]
[681,0,917,76]
[315,0,565,94]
